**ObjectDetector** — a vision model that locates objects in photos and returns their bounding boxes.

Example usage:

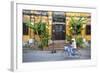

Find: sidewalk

[23,48,91,62]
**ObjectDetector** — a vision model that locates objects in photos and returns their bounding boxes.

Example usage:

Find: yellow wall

[23,11,91,42]
[22,35,30,42]
[48,11,52,38]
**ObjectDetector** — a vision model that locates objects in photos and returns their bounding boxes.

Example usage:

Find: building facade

[22,10,91,43]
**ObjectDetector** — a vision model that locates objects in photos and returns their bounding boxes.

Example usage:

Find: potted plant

[69,16,87,48]
[25,21,50,50]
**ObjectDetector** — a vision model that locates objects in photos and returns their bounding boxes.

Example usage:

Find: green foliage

[69,16,87,48]
[25,21,50,50]
[76,37,84,48]
[69,16,87,35]
[66,34,72,42]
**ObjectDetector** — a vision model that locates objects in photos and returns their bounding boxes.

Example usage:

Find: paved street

[23,48,91,62]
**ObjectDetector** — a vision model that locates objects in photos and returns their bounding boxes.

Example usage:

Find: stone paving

[23,48,91,62]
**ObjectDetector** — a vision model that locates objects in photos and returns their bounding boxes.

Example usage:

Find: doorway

[52,11,66,40]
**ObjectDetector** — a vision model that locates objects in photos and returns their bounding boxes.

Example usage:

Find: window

[53,12,65,22]
[53,15,65,22]
[23,23,28,35]
[86,25,91,35]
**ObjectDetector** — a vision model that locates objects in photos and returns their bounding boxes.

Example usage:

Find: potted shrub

[25,21,50,50]
[69,16,87,48]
